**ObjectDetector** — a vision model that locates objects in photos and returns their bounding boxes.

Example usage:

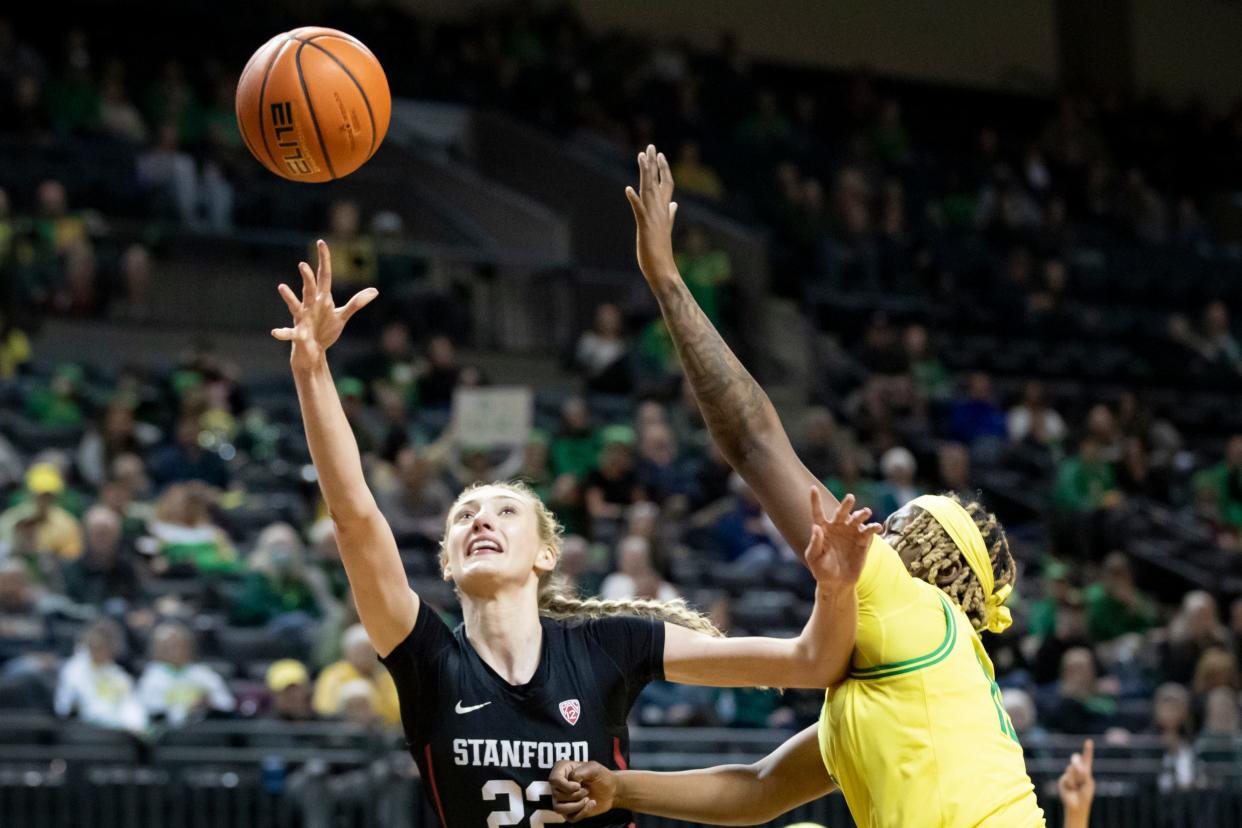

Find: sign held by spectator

[451,387,533,447]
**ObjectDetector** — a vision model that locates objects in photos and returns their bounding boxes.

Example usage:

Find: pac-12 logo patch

[558,699,581,726]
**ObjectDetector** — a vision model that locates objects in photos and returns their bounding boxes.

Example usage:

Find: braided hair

[888,493,1017,633]
[440,481,723,638]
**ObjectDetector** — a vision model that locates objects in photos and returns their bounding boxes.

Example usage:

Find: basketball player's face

[883,503,920,567]
[444,487,554,595]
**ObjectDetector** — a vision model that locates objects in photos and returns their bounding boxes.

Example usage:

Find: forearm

[793,583,857,686]
[649,272,778,464]
[292,356,377,522]
[1063,810,1090,828]
[614,767,784,826]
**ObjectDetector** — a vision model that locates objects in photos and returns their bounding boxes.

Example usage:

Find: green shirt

[1084,582,1158,642]
[675,250,732,326]
[551,433,599,480]
[1053,455,1116,513]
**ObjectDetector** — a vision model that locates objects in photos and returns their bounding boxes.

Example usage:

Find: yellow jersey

[818,536,1044,828]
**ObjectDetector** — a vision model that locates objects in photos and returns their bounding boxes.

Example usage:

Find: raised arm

[626,145,835,557]
[664,490,874,689]
[272,240,417,656]
[551,724,832,825]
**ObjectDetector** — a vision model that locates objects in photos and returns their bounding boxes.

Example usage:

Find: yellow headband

[910,495,1012,634]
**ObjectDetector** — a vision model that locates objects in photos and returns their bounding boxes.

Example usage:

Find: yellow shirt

[819,536,1044,828]
[312,661,401,725]
[0,503,83,560]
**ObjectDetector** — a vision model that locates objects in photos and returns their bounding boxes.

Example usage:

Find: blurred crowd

[2,1,1242,792]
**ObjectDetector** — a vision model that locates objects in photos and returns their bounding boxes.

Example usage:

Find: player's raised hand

[625,144,679,284]
[551,760,616,822]
[1057,738,1095,825]
[804,489,879,589]
[272,239,378,371]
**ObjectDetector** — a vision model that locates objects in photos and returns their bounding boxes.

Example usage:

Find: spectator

[109,243,155,323]
[374,447,454,541]
[1002,688,1048,747]
[1162,591,1231,685]
[313,624,400,726]
[229,522,331,627]
[1032,593,1092,686]
[1028,560,1072,639]
[0,308,32,380]
[1195,686,1241,781]
[1151,682,1199,792]
[1197,434,1242,532]
[1043,647,1117,734]
[550,396,598,480]
[54,618,147,732]
[936,443,973,501]
[635,422,695,507]
[675,225,732,327]
[137,622,234,726]
[795,407,841,481]
[62,505,141,606]
[25,363,86,427]
[583,425,646,525]
[947,372,1008,445]
[0,462,83,560]
[266,659,315,721]
[319,200,376,287]
[1084,553,1158,642]
[147,416,230,489]
[1007,379,1067,447]
[1169,300,1242,375]
[1114,437,1170,502]
[875,447,921,518]
[1192,648,1240,703]
[137,123,199,226]
[77,398,153,488]
[145,482,236,574]
[416,336,461,408]
[904,324,951,402]
[599,536,678,602]
[573,303,632,395]
[96,67,147,143]
[671,141,724,201]
[0,559,53,664]
[1052,438,1120,518]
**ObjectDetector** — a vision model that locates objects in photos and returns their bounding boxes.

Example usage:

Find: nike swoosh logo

[455,700,492,714]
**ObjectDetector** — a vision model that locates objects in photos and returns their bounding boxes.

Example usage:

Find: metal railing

[4,717,1242,827]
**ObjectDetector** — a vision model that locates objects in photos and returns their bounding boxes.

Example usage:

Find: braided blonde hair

[888,493,1016,633]
[440,481,722,638]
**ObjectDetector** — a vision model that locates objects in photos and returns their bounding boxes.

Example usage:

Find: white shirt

[1007,405,1068,444]
[599,573,679,602]
[55,649,147,732]
[138,661,235,726]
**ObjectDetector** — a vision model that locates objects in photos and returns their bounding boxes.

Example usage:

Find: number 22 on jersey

[483,779,566,827]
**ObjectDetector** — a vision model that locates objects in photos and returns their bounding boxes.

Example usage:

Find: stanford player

[272,241,863,826]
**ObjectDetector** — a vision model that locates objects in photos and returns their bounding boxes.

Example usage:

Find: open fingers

[277,283,301,317]
[625,185,644,221]
[846,507,873,529]
[316,239,333,295]
[636,151,650,201]
[270,327,296,341]
[339,287,378,322]
[803,523,824,559]
[298,261,316,303]
[656,150,674,200]
[830,492,856,525]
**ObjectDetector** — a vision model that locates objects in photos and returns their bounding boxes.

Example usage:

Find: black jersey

[381,600,665,827]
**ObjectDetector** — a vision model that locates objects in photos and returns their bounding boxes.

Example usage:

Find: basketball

[235,27,391,183]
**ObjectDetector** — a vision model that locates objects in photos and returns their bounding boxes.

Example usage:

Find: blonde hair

[888,493,1016,633]
[441,481,722,638]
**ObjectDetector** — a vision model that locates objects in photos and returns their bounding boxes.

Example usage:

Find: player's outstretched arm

[1059,739,1095,828]
[664,490,874,689]
[551,724,831,825]
[273,239,417,656]
[626,145,836,558]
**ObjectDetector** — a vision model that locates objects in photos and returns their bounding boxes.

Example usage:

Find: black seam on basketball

[299,39,378,159]
[257,39,294,174]
[306,33,377,60]
[294,40,337,180]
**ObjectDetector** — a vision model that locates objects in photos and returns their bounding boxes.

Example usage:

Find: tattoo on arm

[655,278,775,459]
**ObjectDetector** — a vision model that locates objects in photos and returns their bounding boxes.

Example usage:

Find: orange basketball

[235,27,391,183]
